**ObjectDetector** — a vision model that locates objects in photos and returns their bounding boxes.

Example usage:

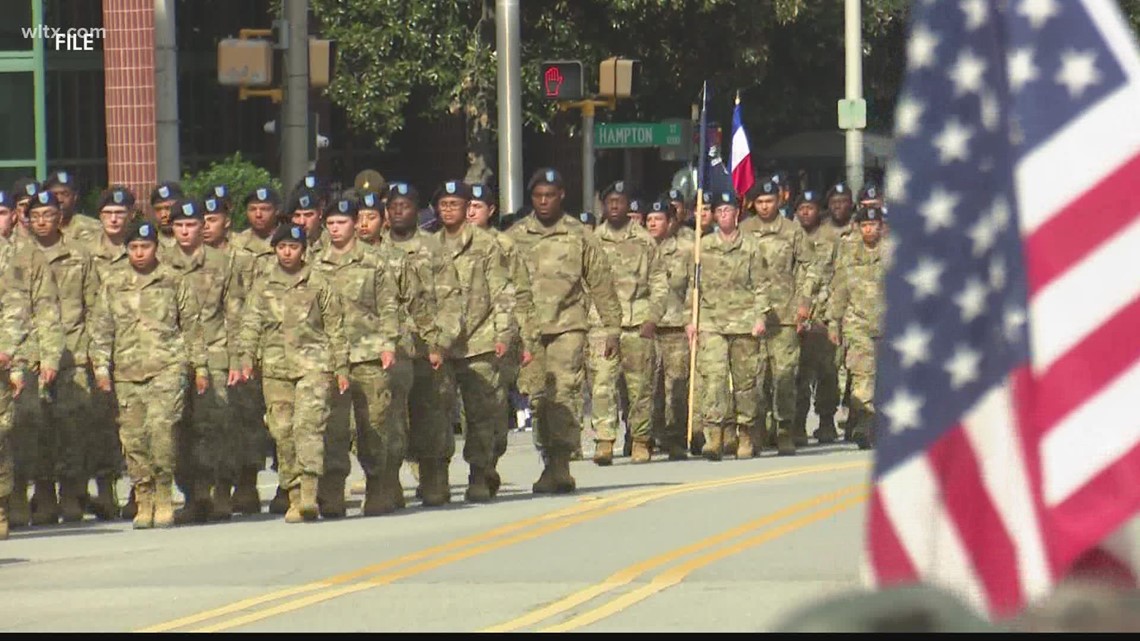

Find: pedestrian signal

[540,60,583,101]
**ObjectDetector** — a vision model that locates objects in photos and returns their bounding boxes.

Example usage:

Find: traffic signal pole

[495,0,523,215]
[282,0,310,196]
[559,97,615,215]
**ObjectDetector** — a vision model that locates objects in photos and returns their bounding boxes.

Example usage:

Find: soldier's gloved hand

[603,336,620,358]
[9,369,25,398]
[380,351,396,370]
[752,320,767,337]
[40,367,58,387]
[521,350,534,366]
[336,375,350,394]
[828,330,841,346]
[494,343,508,358]
[227,369,243,386]
[639,322,657,339]
[795,305,811,325]
[428,352,444,370]
[241,365,255,381]
[94,370,113,393]
[195,374,209,395]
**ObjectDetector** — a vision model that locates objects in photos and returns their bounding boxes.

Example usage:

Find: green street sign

[594,121,684,149]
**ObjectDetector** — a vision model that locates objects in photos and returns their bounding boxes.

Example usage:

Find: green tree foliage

[181,152,283,230]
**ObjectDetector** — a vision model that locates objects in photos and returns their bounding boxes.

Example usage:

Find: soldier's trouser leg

[696,333,761,437]
[115,366,185,487]
[759,325,801,441]
[656,330,691,450]
[263,374,330,491]
[534,331,586,457]
[454,354,505,472]
[844,334,878,445]
[18,376,54,483]
[187,369,234,486]
[0,380,14,499]
[494,351,521,465]
[355,359,412,482]
[795,330,839,427]
[232,381,269,472]
[49,366,93,518]
[406,359,455,463]
[585,331,618,443]
[617,329,655,444]
[85,381,123,481]
[517,341,547,453]
[325,376,355,485]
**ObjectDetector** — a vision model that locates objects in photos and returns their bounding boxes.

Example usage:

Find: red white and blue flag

[730,97,755,197]
[867,0,1140,619]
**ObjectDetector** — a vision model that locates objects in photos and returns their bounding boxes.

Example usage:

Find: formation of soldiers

[0,165,887,538]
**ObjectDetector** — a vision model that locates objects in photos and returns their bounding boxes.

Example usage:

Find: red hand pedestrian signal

[544,67,564,98]
[540,61,583,100]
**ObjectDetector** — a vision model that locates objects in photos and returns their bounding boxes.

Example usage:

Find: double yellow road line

[140,461,868,633]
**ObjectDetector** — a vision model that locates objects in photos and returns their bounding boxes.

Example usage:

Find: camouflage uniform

[824,219,859,427]
[651,232,695,456]
[795,221,844,441]
[60,214,102,247]
[167,245,244,516]
[685,230,771,459]
[0,242,38,534]
[485,228,534,465]
[311,240,403,515]
[585,221,666,460]
[506,214,621,491]
[88,263,207,526]
[32,233,100,519]
[237,263,348,496]
[827,236,887,448]
[440,223,517,499]
[739,214,819,451]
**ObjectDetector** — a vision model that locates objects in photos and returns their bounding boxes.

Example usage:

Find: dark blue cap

[469,183,496,205]
[98,186,136,211]
[31,190,59,209]
[854,206,887,222]
[271,223,307,247]
[387,182,419,203]
[245,185,281,206]
[0,191,13,209]
[710,191,737,207]
[326,197,359,218]
[170,198,203,220]
[125,220,158,244]
[359,191,382,210]
[151,181,184,205]
[527,168,564,192]
[204,197,225,214]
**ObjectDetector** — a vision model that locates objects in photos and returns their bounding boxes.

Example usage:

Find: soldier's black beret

[151,181,184,205]
[826,182,851,200]
[527,168,564,192]
[287,188,321,213]
[853,206,887,223]
[794,189,823,209]
[244,185,282,207]
[600,180,630,200]
[30,190,59,209]
[325,197,359,219]
[433,179,472,203]
[0,191,13,209]
[648,198,673,218]
[469,183,497,205]
[270,223,307,247]
[359,191,383,211]
[98,186,136,211]
[710,190,737,207]
[125,219,159,244]
[44,169,78,191]
[387,182,420,204]
[745,178,778,201]
[169,198,204,221]
[858,182,882,203]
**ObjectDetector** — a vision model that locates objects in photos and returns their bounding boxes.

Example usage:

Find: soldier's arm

[87,282,114,374]
[485,241,516,347]
[28,250,63,373]
[793,231,819,311]
[236,278,265,371]
[223,256,247,371]
[320,287,350,378]
[372,261,400,354]
[508,248,539,354]
[177,279,208,379]
[827,249,851,329]
[430,253,465,355]
[404,258,439,351]
[0,280,31,361]
[582,233,622,337]
[750,245,774,322]
[78,255,100,366]
[645,243,669,325]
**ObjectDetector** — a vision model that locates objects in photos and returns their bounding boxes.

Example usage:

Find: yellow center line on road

[539,492,870,632]
[139,461,869,633]
[481,484,865,633]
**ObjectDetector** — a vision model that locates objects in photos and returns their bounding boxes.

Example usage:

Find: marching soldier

[627,196,646,228]
[11,179,38,245]
[740,178,819,455]
[644,198,694,460]
[150,182,183,253]
[236,223,349,523]
[88,220,209,529]
[685,190,771,460]
[311,194,404,518]
[822,182,858,440]
[827,206,888,450]
[667,189,696,242]
[202,188,233,251]
[587,180,666,466]
[356,191,386,245]
[289,188,327,260]
[506,168,621,493]
[0,209,34,539]
[44,170,102,246]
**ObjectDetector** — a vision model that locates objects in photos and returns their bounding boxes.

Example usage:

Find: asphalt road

[1,428,874,632]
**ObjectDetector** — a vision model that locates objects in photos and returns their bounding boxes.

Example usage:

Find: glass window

[0,72,36,160]
[0,1,34,51]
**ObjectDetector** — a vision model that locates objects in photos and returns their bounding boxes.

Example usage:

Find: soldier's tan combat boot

[723,426,739,457]
[153,479,175,528]
[465,467,492,503]
[631,439,652,464]
[174,481,210,525]
[29,480,59,526]
[121,487,138,520]
[58,478,85,523]
[231,468,261,515]
[284,487,304,523]
[736,429,755,459]
[532,455,558,494]
[550,453,577,493]
[419,460,448,507]
[132,483,155,529]
[210,482,233,521]
[268,484,290,515]
[815,415,838,444]
[592,440,614,467]
[299,475,319,521]
[702,426,724,462]
[90,477,118,521]
[388,465,407,509]
[777,422,797,457]
[667,443,689,461]
[361,476,392,517]
[486,468,502,498]
[318,476,346,519]
[8,482,29,528]
[0,498,9,540]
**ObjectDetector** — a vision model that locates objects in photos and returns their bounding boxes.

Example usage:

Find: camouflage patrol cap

[169,198,204,221]
[527,167,564,192]
[794,189,823,209]
[30,189,60,210]
[98,185,136,211]
[469,183,496,206]
[853,205,887,223]
[387,182,420,205]
[270,223,307,247]
[358,191,383,211]
[125,219,159,244]
[325,197,359,219]
[44,169,77,191]
[150,181,184,205]
[244,185,282,207]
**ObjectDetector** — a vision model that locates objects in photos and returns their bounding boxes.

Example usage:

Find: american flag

[867,0,1140,619]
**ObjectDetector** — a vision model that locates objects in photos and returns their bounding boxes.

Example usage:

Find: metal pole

[844,0,864,191]
[154,0,180,182]
[282,0,310,195]
[581,103,595,216]
[495,0,523,214]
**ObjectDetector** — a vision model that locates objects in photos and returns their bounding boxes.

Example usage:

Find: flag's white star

[961,0,989,30]
[1004,306,1027,341]
[989,257,1008,291]
[919,186,959,233]
[944,345,982,389]
[933,118,974,164]
[980,91,1000,131]
[1008,48,1039,92]
[969,213,1000,256]
[908,24,940,70]
[892,324,933,368]
[1019,0,1059,30]
[955,279,990,322]
[906,256,945,300]
[949,49,988,96]
[1056,49,1102,98]
[885,164,910,204]
[895,96,925,137]
[989,196,1011,231]
[884,388,924,434]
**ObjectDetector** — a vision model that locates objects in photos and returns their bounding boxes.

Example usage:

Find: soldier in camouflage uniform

[150,182,183,254]
[45,170,102,247]
[386,182,464,507]
[228,186,281,514]
[26,190,100,523]
[667,189,697,244]
[506,168,622,493]
[822,183,859,440]
[586,181,666,465]
[0,209,34,539]
[89,220,209,529]
[356,191,386,245]
[686,191,771,460]
[165,198,245,523]
[435,180,521,501]
[793,189,842,443]
[311,194,404,518]
[827,206,888,450]
[740,177,818,455]
[645,198,695,460]
[290,188,328,261]
[236,223,349,523]
[201,186,233,251]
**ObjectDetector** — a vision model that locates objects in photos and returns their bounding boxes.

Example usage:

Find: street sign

[837,98,867,130]
[594,121,684,149]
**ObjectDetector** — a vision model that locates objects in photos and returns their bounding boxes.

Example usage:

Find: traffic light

[540,60,584,100]
[599,57,640,99]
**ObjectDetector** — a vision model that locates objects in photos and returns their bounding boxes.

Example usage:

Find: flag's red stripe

[1009,366,1055,577]
[1023,152,1140,295]
[928,427,1023,617]
[1066,544,1138,588]
[867,487,919,586]
[1026,295,1140,436]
